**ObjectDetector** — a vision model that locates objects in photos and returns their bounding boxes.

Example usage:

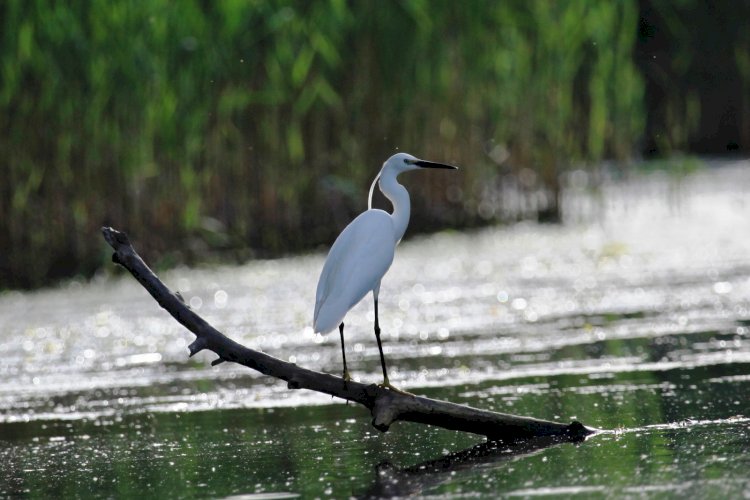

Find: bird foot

[342,370,352,383]
[377,380,414,396]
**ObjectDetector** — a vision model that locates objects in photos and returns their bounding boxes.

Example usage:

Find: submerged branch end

[371,391,400,432]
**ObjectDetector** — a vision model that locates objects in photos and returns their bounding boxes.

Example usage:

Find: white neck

[377,165,410,243]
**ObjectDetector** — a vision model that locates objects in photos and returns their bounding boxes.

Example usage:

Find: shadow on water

[362,434,590,498]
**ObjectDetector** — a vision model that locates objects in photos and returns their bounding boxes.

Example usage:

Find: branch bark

[101,226,596,442]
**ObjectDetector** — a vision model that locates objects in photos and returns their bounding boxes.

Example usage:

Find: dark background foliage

[1,0,747,289]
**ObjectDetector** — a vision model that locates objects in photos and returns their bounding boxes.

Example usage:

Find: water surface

[2,163,750,497]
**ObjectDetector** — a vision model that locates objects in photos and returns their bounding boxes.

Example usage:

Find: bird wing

[314,210,396,333]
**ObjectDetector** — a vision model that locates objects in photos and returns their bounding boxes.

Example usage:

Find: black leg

[339,322,351,382]
[374,298,390,385]
[374,299,413,395]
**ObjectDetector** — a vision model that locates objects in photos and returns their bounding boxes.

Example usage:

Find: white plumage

[313,152,458,390]
[314,210,395,334]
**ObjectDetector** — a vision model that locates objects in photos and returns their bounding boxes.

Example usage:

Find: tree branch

[101,226,596,442]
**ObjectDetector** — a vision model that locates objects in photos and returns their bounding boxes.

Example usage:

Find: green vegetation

[0,0,743,288]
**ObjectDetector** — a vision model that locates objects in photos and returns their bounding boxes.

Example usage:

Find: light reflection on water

[1,162,750,497]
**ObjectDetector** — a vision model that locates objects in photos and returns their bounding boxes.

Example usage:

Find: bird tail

[367,171,381,210]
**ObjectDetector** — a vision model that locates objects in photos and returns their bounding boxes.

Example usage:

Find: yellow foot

[377,380,415,396]
[342,370,352,382]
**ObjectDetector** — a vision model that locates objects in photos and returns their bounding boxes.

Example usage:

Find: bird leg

[373,299,414,396]
[339,323,352,382]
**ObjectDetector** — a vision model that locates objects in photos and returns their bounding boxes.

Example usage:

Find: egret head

[382,152,458,175]
[369,153,458,209]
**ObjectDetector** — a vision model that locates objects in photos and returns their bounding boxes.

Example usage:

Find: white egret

[314,152,458,392]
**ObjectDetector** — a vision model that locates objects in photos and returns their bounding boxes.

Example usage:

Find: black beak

[413,160,459,170]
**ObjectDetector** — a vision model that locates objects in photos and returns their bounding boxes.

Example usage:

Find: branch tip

[101,226,130,246]
[567,420,595,439]
[211,357,226,366]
